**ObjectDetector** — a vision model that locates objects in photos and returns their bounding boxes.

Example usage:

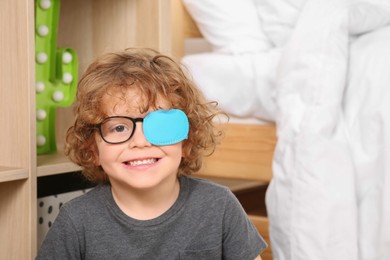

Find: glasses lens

[100,117,135,143]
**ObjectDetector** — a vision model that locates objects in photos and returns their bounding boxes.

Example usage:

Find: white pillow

[349,1,390,35]
[255,0,307,47]
[182,51,280,121]
[183,0,272,54]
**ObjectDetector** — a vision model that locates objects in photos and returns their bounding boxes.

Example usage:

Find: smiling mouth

[124,158,158,166]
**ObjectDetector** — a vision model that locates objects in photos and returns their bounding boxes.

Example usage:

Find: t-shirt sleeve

[222,189,267,260]
[36,206,82,260]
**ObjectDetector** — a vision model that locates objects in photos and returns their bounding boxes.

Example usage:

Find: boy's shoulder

[182,176,244,220]
[184,175,232,199]
[60,184,108,215]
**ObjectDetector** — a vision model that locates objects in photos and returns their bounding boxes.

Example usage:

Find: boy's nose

[128,121,151,148]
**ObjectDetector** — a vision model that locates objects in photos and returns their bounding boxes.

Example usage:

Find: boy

[36,48,266,259]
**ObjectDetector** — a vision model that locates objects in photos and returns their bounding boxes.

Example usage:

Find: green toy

[35,0,78,154]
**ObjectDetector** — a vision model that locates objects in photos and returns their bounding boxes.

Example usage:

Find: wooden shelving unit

[0,0,171,258]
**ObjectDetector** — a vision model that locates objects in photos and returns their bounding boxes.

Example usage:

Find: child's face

[94,88,183,192]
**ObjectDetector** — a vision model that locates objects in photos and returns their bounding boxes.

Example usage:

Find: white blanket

[267,0,390,259]
[181,0,390,258]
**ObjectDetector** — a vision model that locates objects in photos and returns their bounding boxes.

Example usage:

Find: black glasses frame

[96,116,144,144]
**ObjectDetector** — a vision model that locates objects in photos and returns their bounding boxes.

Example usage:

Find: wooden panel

[158,0,172,53]
[93,0,138,53]
[91,0,165,53]
[169,0,185,59]
[0,181,34,259]
[201,176,268,193]
[170,0,202,59]
[182,6,202,38]
[249,215,273,260]
[0,0,35,170]
[198,124,276,182]
[57,0,172,148]
[37,148,80,177]
[0,0,36,257]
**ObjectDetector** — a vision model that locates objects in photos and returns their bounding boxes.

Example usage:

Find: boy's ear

[89,140,100,166]
[93,153,100,166]
[182,141,192,158]
[93,150,101,166]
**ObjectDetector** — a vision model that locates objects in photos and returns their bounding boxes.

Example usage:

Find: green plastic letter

[35,0,78,154]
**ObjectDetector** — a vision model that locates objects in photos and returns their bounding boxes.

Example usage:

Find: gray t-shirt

[36,176,266,259]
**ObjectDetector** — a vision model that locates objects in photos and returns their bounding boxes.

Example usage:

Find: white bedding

[345,25,390,260]
[182,0,390,259]
[267,0,390,259]
[182,50,280,123]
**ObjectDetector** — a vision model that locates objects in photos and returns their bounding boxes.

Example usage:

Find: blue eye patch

[143,109,189,146]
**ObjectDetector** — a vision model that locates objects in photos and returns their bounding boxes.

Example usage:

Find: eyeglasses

[95,109,189,146]
[96,116,142,144]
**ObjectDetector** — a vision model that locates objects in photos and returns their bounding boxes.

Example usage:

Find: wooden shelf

[37,150,80,177]
[196,124,276,182]
[249,215,273,260]
[0,166,29,183]
[200,175,268,193]
[201,175,268,215]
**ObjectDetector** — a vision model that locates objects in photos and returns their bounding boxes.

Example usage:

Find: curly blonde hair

[65,48,224,184]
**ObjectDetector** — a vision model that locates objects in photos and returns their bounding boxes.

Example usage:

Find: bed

[171,0,390,259]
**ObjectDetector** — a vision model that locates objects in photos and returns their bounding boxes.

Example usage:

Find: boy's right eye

[112,124,127,133]
[103,119,133,135]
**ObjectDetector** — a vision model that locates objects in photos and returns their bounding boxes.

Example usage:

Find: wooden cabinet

[0,0,171,258]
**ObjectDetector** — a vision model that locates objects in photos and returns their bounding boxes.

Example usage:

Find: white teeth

[128,158,156,166]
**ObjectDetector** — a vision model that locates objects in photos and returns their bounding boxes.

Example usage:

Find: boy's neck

[110,177,181,221]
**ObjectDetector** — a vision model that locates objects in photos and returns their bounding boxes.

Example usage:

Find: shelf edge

[0,167,29,182]
[37,162,81,177]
